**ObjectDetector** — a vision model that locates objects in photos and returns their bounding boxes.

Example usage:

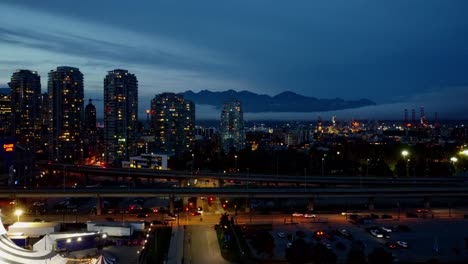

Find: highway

[1,186,468,199]
[40,163,468,187]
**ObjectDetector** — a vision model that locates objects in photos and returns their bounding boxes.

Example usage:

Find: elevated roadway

[1,186,468,199]
[40,163,467,187]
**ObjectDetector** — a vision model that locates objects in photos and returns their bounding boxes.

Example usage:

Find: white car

[304,214,316,218]
[277,232,286,238]
[292,212,304,217]
[163,215,176,221]
[370,230,383,238]
[397,241,408,248]
[381,227,392,233]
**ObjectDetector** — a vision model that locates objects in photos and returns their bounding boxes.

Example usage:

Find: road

[183,225,231,264]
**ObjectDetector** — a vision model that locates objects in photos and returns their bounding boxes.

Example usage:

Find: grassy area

[144,226,172,264]
[215,225,243,263]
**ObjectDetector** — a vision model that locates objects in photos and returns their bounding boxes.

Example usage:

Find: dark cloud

[1,1,468,119]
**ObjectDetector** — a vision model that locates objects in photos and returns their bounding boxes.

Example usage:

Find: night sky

[1,1,468,120]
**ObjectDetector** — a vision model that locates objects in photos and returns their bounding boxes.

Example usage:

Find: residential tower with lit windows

[8,70,42,150]
[47,66,84,163]
[220,100,245,152]
[150,93,194,155]
[103,69,138,165]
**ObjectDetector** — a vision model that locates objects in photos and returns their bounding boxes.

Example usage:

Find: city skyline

[1,1,468,120]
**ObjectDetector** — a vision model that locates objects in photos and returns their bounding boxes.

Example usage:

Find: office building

[151,93,195,155]
[103,69,138,165]
[220,101,245,152]
[47,66,84,163]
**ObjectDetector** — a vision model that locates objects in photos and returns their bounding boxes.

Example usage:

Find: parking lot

[243,212,468,263]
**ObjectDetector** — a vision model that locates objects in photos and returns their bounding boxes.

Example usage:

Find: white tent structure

[0,213,68,264]
[92,255,116,264]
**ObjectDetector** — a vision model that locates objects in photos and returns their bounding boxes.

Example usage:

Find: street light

[450,157,458,175]
[246,168,250,192]
[401,150,409,177]
[321,157,325,177]
[234,155,238,172]
[191,153,195,187]
[14,209,23,222]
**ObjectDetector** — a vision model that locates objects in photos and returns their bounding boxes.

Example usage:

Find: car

[292,212,304,217]
[164,215,176,221]
[397,241,408,248]
[338,229,349,236]
[370,214,379,219]
[406,212,418,218]
[370,230,383,238]
[366,228,384,238]
[137,213,148,218]
[33,201,46,207]
[386,242,398,249]
[381,227,392,233]
[191,211,201,216]
[304,213,316,218]
[277,232,286,238]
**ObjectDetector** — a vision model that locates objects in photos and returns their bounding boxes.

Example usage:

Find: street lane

[183,225,231,264]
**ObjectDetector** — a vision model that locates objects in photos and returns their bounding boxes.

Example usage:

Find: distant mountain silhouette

[182,89,375,112]
[0,88,10,95]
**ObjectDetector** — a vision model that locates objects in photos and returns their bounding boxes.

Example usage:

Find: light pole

[14,209,23,222]
[401,150,409,177]
[191,153,194,186]
[234,154,238,173]
[321,157,325,177]
[450,157,458,175]
[304,168,307,192]
[366,158,370,177]
[246,168,250,192]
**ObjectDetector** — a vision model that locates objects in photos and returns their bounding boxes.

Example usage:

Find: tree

[219,213,230,227]
[368,247,393,264]
[311,243,337,264]
[285,239,312,264]
[251,231,275,257]
[347,248,367,264]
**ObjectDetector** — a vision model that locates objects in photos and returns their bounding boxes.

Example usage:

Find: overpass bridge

[2,185,467,215]
[1,186,467,199]
[40,163,467,187]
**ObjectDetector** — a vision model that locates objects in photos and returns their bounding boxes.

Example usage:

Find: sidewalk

[167,225,184,264]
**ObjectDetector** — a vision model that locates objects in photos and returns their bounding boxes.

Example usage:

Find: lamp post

[191,153,194,187]
[401,150,409,177]
[246,168,250,192]
[450,157,458,175]
[14,209,23,222]
[234,155,238,173]
[304,168,307,192]
[321,157,325,177]
[366,158,370,177]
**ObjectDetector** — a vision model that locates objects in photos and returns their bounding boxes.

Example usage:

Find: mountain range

[183,90,376,113]
[0,87,376,113]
